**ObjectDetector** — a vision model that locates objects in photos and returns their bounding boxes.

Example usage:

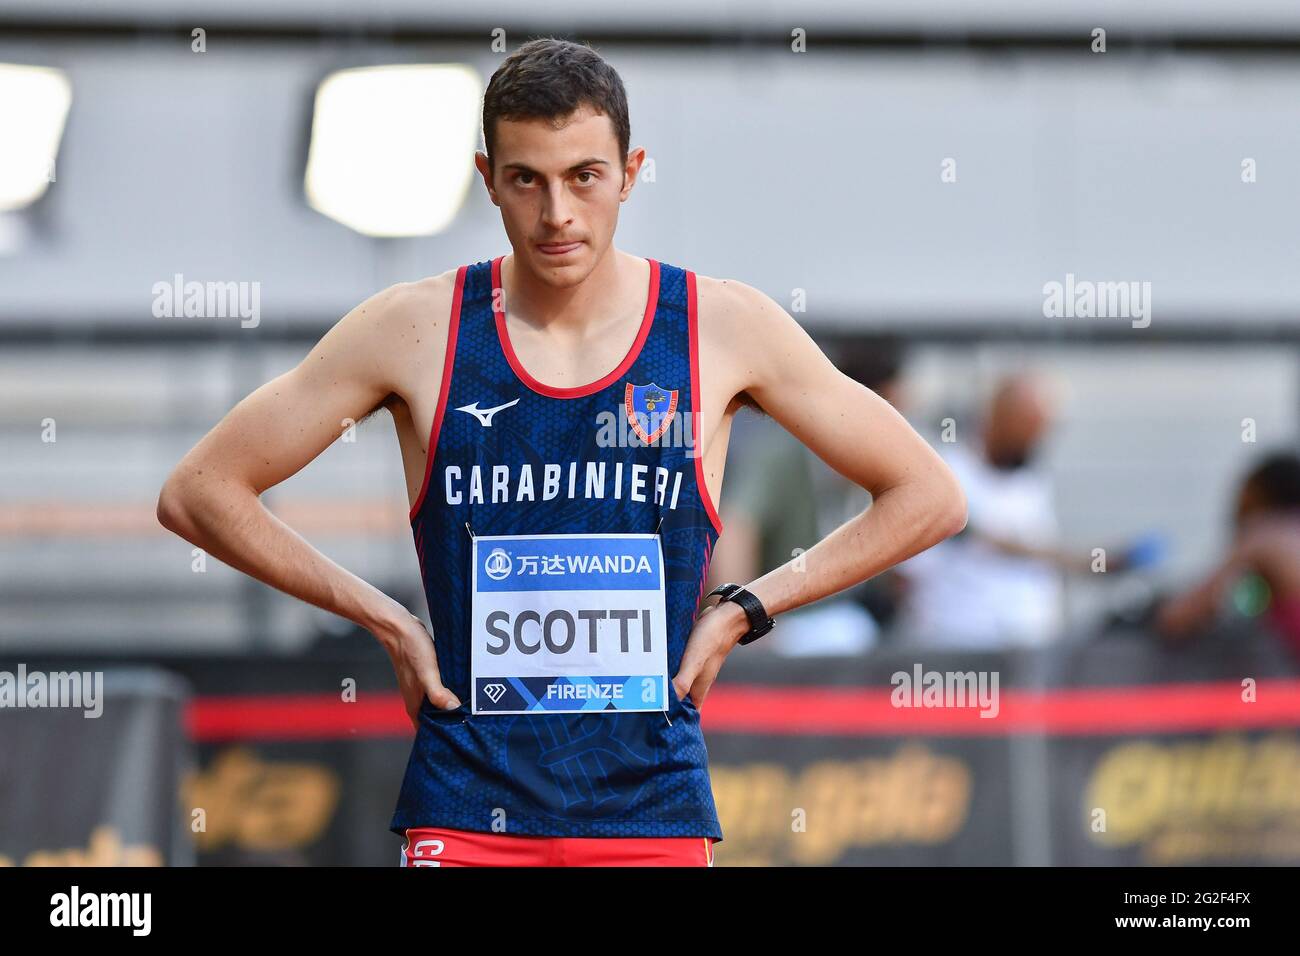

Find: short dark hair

[482,38,631,170]
[1243,451,1300,511]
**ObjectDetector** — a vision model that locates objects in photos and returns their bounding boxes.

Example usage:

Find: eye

[575,170,597,184]
[514,171,535,186]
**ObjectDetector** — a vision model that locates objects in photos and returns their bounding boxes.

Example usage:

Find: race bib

[470,533,669,715]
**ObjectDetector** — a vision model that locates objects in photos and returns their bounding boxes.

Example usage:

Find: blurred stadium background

[2,0,1299,866]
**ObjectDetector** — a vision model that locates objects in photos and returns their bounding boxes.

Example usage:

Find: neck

[501,247,636,334]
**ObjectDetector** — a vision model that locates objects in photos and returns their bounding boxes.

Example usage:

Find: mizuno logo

[455,398,520,426]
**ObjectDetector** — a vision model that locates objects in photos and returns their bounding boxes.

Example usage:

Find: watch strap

[706,583,776,645]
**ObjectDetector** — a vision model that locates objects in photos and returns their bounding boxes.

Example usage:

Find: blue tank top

[390,255,725,840]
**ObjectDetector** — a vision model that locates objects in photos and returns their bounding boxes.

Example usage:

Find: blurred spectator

[1157,451,1300,659]
[894,372,1066,649]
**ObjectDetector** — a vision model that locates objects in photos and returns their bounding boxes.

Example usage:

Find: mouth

[536,240,583,257]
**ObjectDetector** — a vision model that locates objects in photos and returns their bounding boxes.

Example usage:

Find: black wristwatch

[705,583,776,645]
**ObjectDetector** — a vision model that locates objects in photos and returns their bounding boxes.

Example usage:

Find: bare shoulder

[693,273,810,356]
[330,267,458,352]
[295,267,461,410]
[693,273,787,333]
[350,267,459,340]
[692,273,819,405]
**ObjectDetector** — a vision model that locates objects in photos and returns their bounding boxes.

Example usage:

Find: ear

[619,146,647,201]
[474,151,500,206]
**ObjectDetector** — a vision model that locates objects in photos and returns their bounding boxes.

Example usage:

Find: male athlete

[157,38,967,867]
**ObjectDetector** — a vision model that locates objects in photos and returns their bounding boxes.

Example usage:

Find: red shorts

[400,826,716,867]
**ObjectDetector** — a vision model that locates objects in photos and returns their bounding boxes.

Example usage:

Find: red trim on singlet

[409,265,467,521]
[696,534,715,611]
[686,270,724,537]
[491,255,660,399]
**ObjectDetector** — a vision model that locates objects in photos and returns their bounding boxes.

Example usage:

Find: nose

[540,182,573,230]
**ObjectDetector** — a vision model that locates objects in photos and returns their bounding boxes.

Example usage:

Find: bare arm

[711,279,966,620]
[674,278,966,703]
[156,274,462,722]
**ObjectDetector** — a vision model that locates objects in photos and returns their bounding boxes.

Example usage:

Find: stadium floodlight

[0,63,72,212]
[305,64,482,238]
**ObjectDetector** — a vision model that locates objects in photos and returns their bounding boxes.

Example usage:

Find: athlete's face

[476,105,644,287]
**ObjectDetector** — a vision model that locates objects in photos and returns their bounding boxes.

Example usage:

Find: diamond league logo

[483,547,512,581]
[483,682,508,704]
